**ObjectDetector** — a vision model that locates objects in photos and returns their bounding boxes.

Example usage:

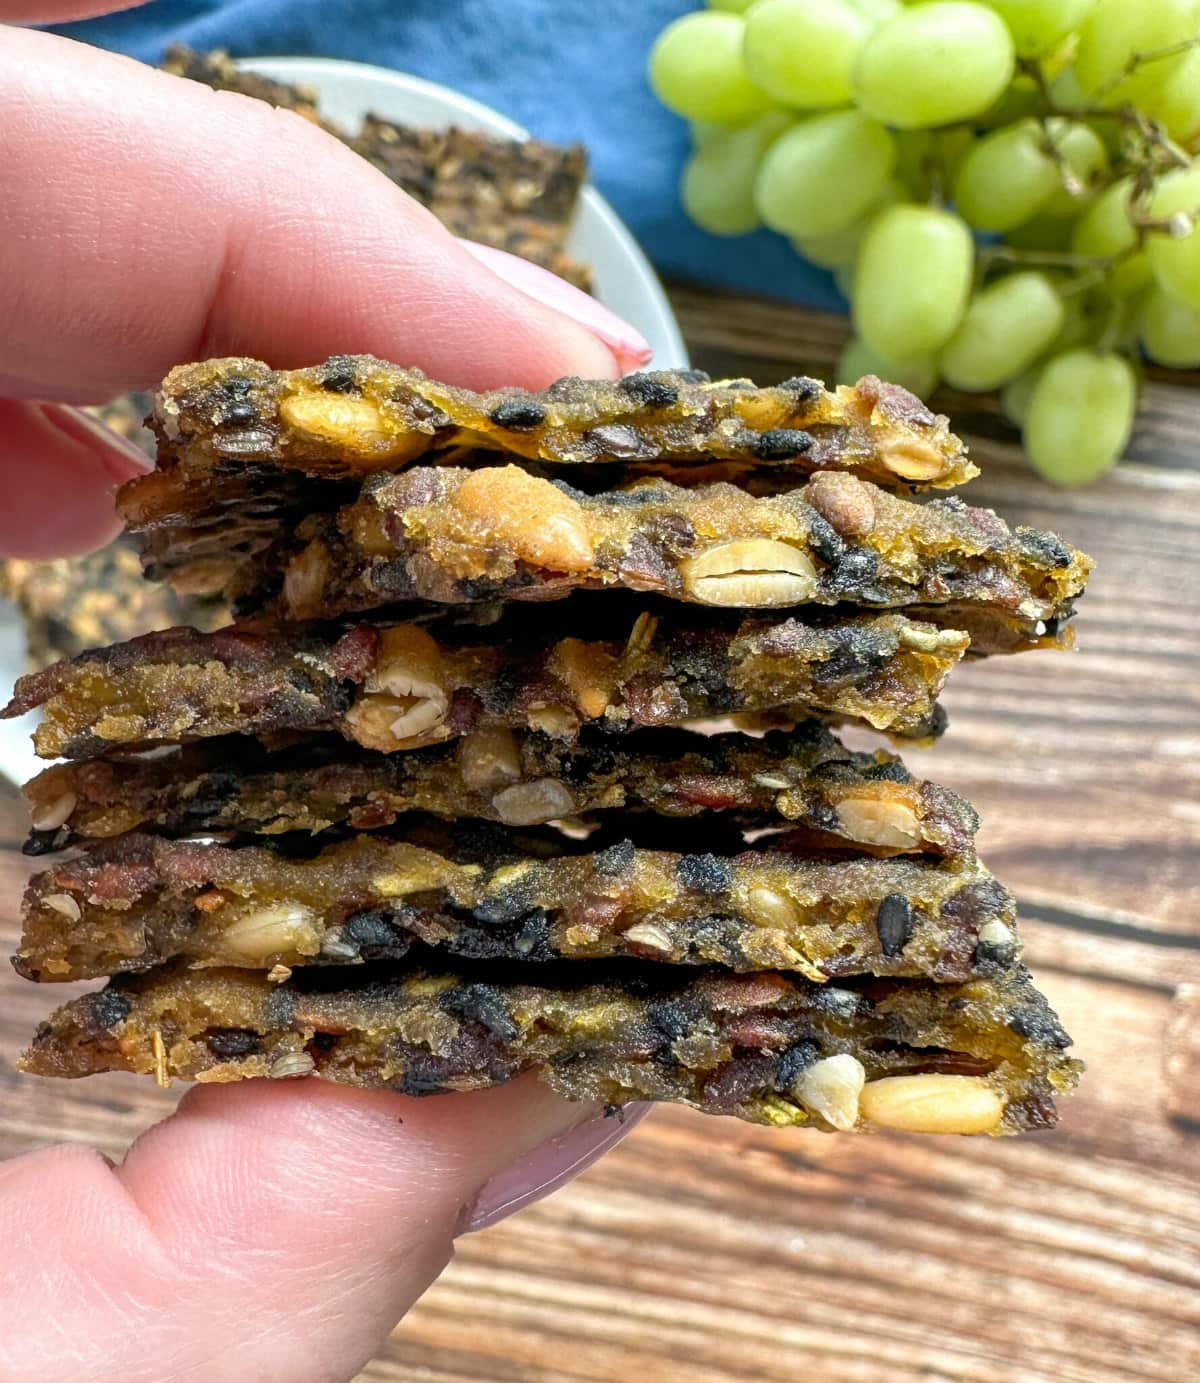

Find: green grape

[1004,213,1077,251]
[976,75,1042,128]
[1038,120,1108,217]
[837,337,939,397]
[1024,349,1137,486]
[1140,47,1200,142]
[744,0,870,108]
[1071,178,1153,298]
[852,3,1015,129]
[793,181,904,267]
[952,120,1058,231]
[833,263,857,299]
[755,111,897,238]
[982,0,1098,57]
[649,12,772,124]
[894,128,972,199]
[682,112,795,236]
[1045,286,1110,353]
[940,272,1066,391]
[1074,0,1200,105]
[1001,366,1041,425]
[707,0,759,14]
[1140,284,1200,365]
[1047,64,1089,111]
[844,0,903,20]
[689,121,725,149]
[853,205,975,358]
[1146,166,1200,309]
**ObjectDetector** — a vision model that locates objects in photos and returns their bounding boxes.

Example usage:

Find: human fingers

[0,29,650,557]
[0,1076,646,1383]
[0,1,148,21]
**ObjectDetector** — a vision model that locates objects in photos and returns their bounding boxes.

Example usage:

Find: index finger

[0,28,624,401]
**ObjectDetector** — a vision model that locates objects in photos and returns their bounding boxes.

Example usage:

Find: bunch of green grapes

[650,0,1200,486]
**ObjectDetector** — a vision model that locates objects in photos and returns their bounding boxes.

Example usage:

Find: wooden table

[1,290,1197,1382]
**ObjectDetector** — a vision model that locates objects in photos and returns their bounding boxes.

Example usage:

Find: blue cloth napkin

[52,0,843,311]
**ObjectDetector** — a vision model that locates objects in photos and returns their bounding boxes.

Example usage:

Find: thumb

[0,1077,645,1383]
[0,29,651,560]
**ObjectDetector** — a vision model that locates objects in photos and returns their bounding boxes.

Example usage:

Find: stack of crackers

[7,360,1089,1138]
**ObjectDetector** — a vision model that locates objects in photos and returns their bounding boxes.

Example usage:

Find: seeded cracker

[261,466,1089,651]
[1,607,966,759]
[20,959,1080,1134]
[0,397,226,670]
[16,818,1012,982]
[351,117,593,291]
[136,354,972,487]
[8,348,1086,1137]
[21,723,978,856]
[162,47,592,290]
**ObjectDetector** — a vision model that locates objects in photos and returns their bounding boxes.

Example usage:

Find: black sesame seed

[490,398,547,430]
[219,403,258,426]
[778,376,821,405]
[205,1028,262,1058]
[676,853,733,895]
[23,830,65,857]
[876,893,914,958]
[619,373,679,408]
[825,546,882,596]
[1018,528,1073,569]
[774,1038,821,1091]
[755,428,814,460]
[805,512,845,566]
[675,368,711,384]
[88,990,133,1030]
[594,839,636,876]
[1008,1004,1072,1049]
[646,999,692,1044]
[223,374,253,398]
[319,358,359,393]
[862,760,911,784]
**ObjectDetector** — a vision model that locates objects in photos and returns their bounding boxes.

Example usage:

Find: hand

[0,12,651,1381]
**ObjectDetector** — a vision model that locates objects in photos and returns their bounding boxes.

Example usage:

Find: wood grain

[0,292,1196,1383]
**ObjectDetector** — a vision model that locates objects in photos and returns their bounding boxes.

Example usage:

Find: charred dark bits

[343,908,414,960]
[440,982,520,1041]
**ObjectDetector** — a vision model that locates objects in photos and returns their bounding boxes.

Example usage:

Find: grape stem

[1017,57,1195,171]
[976,244,1131,272]
[1034,119,1085,199]
[1090,36,1200,106]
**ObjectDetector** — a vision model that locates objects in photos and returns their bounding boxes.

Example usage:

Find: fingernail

[44,403,154,482]
[461,1102,651,1234]
[460,240,653,372]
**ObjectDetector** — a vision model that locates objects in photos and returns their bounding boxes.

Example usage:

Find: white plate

[0,59,688,789]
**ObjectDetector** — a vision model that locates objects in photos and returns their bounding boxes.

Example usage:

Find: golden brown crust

[2,606,966,760]
[260,466,1090,650]
[135,355,973,487]
[16,820,1013,983]
[19,958,1079,1134]
[21,723,978,858]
